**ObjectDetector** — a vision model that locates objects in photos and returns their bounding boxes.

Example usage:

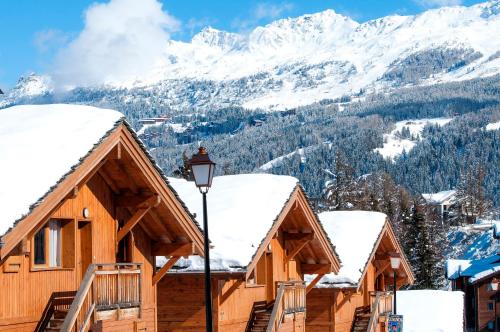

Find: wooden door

[78,221,93,280]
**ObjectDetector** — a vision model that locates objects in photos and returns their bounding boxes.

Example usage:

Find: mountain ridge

[2,0,499,111]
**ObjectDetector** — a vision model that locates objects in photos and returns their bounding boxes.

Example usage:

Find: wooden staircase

[247,302,272,332]
[351,306,371,332]
[45,309,70,332]
[34,291,76,332]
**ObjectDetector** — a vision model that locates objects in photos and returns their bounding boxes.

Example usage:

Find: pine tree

[409,197,447,289]
[323,150,357,210]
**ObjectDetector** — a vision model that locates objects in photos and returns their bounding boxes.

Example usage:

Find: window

[34,227,46,265]
[32,219,75,269]
[487,302,494,311]
[48,220,61,267]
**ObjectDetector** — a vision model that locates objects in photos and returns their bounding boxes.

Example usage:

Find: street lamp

[389,252,402,315]
[189,147,216,332]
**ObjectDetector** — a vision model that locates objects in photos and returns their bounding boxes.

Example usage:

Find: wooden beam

[110,143,122,160]
[375,261,391,279]
[153,256,180,285]
[301,263,331,274]
[286,236,313,262]
[115,193,158,207]
[148,209,174,242]
[116,161,139,194]
[98,169,120,194]
[117,207,151,242]
[306,274,325,294]
[152,242,194,257]
[283,232,314,241]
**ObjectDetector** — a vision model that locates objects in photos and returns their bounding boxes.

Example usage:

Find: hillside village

[0,104,497,332]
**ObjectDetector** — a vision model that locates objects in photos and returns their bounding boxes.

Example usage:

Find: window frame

[31,218,76,271]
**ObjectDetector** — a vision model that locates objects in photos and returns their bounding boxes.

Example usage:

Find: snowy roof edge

[0,117,202,240]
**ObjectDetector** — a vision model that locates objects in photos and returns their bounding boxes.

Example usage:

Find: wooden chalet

[305,211,414,332]
[0,105,204,332]
[447,254,500,331]
[157,174,341,331]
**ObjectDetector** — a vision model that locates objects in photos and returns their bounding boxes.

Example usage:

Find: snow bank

[166,174,298,270]
[485,120,500,131]
[310,211,386,286]
[398,290,464,332]
[375,118,452,161]
[0,104,123,236]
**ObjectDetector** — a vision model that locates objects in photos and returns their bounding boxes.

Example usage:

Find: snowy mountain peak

[11,74,52,98]
[191,26,244,51]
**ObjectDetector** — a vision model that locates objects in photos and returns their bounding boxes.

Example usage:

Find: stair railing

[266,281,306,332]
[60,263,142,332]
[367,291,393,332]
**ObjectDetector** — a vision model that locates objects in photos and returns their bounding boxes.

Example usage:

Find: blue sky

[0,0,486,88]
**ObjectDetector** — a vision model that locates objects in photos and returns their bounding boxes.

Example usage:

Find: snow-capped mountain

[3,1,500,111]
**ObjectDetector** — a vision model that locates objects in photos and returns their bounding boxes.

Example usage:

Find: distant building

[447,255,500,331]
[422,190,457,223]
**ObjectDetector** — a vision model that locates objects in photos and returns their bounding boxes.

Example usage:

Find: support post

[203,192,213,332]
[393,270,397,315]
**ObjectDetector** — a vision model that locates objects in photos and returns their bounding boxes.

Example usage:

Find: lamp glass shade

[191,163,215,188]
[489,280,498,291]
[390,256,401,270]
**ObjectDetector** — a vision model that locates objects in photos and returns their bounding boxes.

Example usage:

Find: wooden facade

[450,263,500,331]
[157,187,341,332]
[306,219,414,332]
[0,122,204,331]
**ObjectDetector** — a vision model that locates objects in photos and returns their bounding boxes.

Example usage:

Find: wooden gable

[0,122,204,261]
[246,186,341,281]
[359,220,414,291]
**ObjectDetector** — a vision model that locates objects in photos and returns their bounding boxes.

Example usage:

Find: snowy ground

[485,120,500,131]
[136,122,189,136]
[397,290,464,332]
[374,118,452,161]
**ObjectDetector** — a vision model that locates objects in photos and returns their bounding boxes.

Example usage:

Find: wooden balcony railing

[266,281,306,332]
[60,263,142,332]
[367,291,393,332]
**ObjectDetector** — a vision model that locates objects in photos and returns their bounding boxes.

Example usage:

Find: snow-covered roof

[397,290,464,332]
[0,104,123,236]
[307,210,387,287]
[164,174,298,271]
[447,254,500,284]
[422,190,456,205]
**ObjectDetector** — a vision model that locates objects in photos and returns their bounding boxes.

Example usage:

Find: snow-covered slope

[375,118,453,160]
[5,1,500,111]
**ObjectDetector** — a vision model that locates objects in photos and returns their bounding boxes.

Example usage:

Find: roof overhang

[1,123,204,260]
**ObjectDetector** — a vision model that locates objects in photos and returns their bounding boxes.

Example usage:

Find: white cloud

[414,0,463,8]
[52,0,180,88]
[34,29,70,53]
[232,2,294,32]
[254,2,295,20]
[186,17,218,38]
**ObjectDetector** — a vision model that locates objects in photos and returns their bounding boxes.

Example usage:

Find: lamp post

[389,252,402,315]
[189,147,216,332]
